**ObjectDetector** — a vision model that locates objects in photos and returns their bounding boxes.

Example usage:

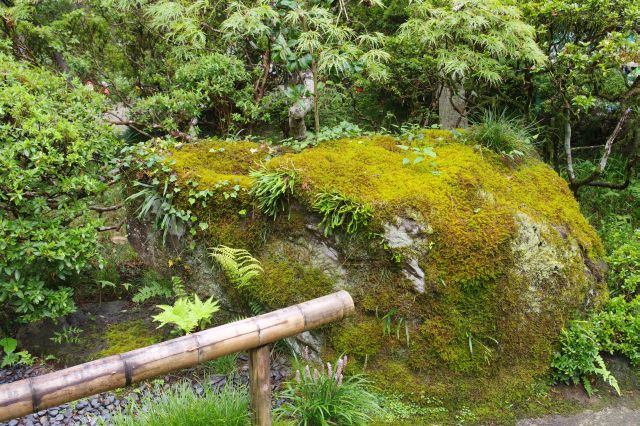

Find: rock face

[127,130,606,406]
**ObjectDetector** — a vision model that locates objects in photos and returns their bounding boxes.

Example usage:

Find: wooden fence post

[249,345,272,426]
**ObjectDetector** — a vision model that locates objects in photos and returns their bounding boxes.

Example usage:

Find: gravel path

[517,406,640,426]
[0,354,291,426]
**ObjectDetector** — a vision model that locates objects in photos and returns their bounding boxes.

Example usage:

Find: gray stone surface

[517,406,640,426]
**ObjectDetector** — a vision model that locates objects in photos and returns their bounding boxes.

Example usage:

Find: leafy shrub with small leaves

[552,295,640,396]
[153,294,220,335]
[0,53,119,325]
[210,246,263,288]
[605,226,640,298]
[106,382,249,426]
[313,192,374,236]
[551,319,620,397]
[276,356,382,426]
[249,169,297,218]
[467,110,537,160]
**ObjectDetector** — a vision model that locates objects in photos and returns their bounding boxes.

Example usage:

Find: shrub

[551,295,640,396]
[604,224,640,298]
[107,382,249,426]
[467,110,537,160]
[276,356,382,426]
[0,53,119,325]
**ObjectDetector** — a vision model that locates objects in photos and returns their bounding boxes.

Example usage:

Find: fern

[153,294,220,335]
[210,246,263,289]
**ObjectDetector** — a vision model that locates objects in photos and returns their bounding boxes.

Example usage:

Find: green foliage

[283,121,363,151]
[132,272,176,304]
[277,356,382,426]
[107,383,249,426]
[50,326,83,345]
[604,225,640,298]
[0,53,119,325]
[205,353,238,377]
[250,169,297,218]
[210,245,264,289]
[313,192,373,236]
[399,0,545,85]
[127,181,193,244]
[0,337,34,368]
[376,393,447,422]
[551,319,620,397]
[153,294,220,335]
[551,295,640,396]
[467,110,537,159]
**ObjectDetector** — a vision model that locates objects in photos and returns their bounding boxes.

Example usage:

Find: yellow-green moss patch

[94,320,162,358]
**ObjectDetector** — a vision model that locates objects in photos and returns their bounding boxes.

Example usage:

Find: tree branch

[563,107,575,182]
[96,220,125,232]
[89,204,123,212]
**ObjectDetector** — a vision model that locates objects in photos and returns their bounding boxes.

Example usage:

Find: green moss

[250,256,336,308]
[95,320,162,358]
[332,316,385,360]
[159,129,605,413]
[169,140,269,189]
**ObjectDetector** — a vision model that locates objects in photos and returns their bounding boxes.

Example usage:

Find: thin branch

[89,204,123,212]
[598,108,631,173]
[96,220,126,232]
[564,107,575,182]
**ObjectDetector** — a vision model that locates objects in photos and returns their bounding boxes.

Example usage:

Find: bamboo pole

[249,345,271,426]
[0,291,354,422]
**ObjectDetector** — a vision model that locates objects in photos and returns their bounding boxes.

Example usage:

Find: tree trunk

[438,83,467,129]
[288,70,314,140]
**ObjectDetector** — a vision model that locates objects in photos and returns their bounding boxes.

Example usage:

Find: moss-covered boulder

[127,130,605,411]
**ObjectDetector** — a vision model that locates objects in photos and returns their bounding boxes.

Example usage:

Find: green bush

[107,382,249,426]
[0,53,119,325]
[551,296,640,396]
[276,356,382,426]
[604,223,640,298]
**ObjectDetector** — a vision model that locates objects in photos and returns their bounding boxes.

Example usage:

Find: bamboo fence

[0,290,354,425]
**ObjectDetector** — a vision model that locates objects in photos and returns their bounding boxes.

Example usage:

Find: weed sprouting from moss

[249,168,297,218]
[467,110,538,160]
[313,191,373,236]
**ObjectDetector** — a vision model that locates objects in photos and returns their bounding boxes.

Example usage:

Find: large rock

[127,130,606,407]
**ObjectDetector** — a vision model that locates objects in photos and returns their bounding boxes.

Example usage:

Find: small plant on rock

[276,355,382,426]
[313,192,373,236]
[250,169,297,218]
[153,294,220,335]
[467,110,537,161]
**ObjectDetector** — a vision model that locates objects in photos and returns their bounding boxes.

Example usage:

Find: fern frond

[210,245,263,289]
